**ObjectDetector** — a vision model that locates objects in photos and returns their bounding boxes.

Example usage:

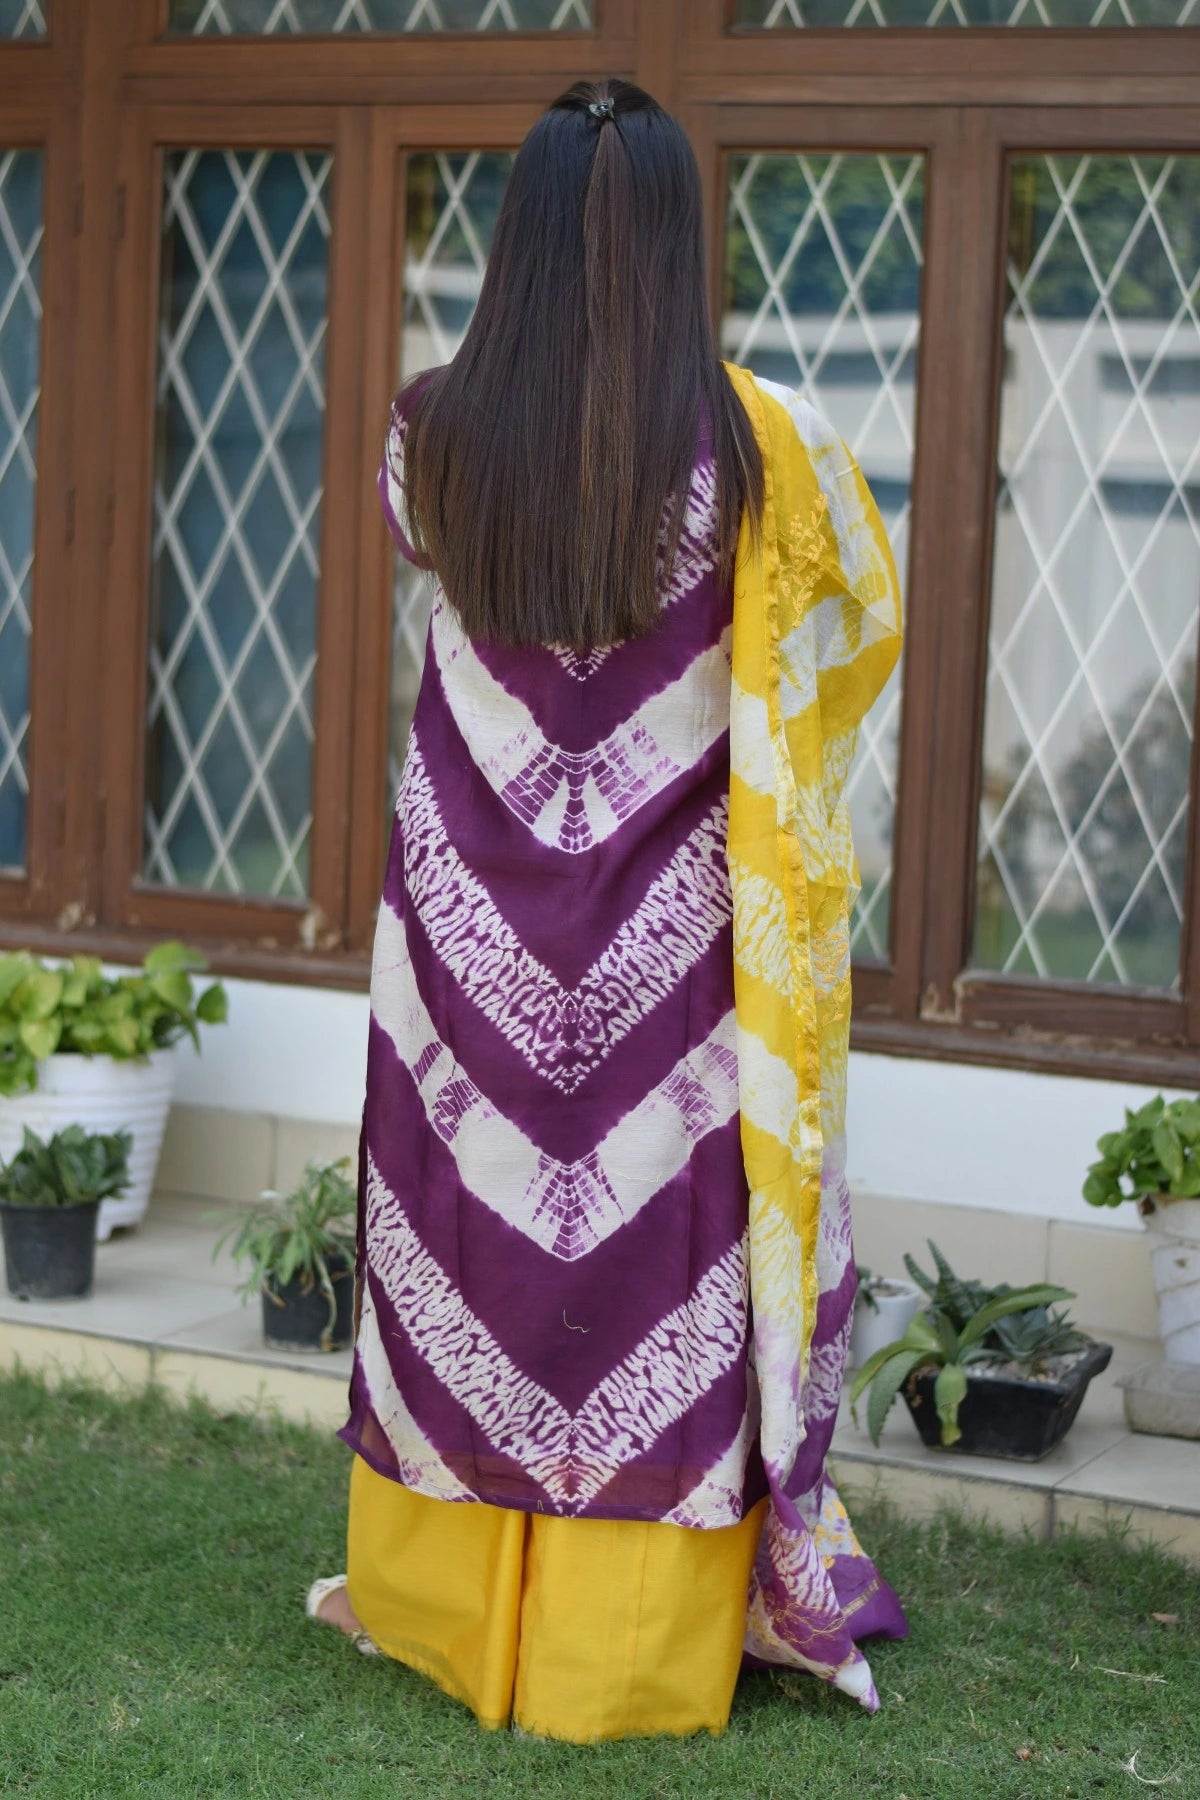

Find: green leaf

[900,1314,942,1354]
[960,1285,1075,1349]
[13,969,64,1022]
[1152,1121,1185,1185]
[18,1017,61,1062]
[150,970,194,1013]
[902,1250,937,1299]
[0,954,33,1005]
[866,1348,927,1448]
[1083,1171,1121,1208]
[933,1311,960,1363]
[934,1362,969,1446]
[195,983,228,1026]
[849,1341,908,1409]
[103,1017,141,1058]
[143,940,205,975]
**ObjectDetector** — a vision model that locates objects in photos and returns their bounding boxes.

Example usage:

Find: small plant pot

[902,1341,1113,1462]
[0,1050,175,1242]
[1139,1195,1200,1366]
[261,1248,354,1353]
[848,1278,922,1369]
[0,1199,100,1301]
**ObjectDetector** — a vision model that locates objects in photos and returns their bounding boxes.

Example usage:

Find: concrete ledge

[3,1202,1196,1566]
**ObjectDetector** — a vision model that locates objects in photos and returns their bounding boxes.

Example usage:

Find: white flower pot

[848,1277,923,1369]
[1140,1195,1200,1366]
[0,1051,175,1242]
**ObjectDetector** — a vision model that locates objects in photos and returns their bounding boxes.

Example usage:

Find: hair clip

[588,98,616,121]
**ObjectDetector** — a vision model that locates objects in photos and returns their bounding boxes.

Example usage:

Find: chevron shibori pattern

[343,372,907,1712]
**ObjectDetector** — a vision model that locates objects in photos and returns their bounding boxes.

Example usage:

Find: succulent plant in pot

[849,1241,1111,1462]
[0,1125,131,1301]
[848,1264,922,1369]
[1085,1095,1200,1366]
[216,1157,356,1354]
[0,943,228,1240]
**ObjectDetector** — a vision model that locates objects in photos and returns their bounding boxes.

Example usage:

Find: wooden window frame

[1,0,1200,1088]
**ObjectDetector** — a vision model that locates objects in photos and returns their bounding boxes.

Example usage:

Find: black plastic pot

[261,1246,354,1352]
[0,1199,100,1301]
[903,1342,1114,1462]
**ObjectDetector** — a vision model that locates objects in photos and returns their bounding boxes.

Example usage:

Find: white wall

[173,975,1184,1234]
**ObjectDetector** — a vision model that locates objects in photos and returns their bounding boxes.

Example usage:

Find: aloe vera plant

[850,1257,1077,1447]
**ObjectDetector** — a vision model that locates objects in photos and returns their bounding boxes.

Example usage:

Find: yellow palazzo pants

[346,1456,767,1743]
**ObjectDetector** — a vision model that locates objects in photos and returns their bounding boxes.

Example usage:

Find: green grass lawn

[1,1369,1196,1800]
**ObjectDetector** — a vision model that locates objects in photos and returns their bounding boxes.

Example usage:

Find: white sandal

[305,1574,382,1656]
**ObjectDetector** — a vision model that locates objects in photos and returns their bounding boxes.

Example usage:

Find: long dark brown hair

[396,78,763,652]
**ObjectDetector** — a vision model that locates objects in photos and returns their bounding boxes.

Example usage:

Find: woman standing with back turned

[309,77,908,1742]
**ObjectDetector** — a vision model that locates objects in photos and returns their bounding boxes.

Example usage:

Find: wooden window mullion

[917,105,1008,1027]
[306,103,372,955]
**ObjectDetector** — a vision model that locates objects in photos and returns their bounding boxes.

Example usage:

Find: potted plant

[0,943,227,1240]
[1084,1095,1200,1366]
[216,1158,356,1353]
[848,1264,923,1368]
[849,1241,1112,1462]
[0,1125,131,1301]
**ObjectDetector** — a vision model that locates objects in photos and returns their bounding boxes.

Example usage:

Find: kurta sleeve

[757,380,903,899]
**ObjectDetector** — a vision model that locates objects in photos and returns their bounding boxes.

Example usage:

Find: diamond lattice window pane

[974,155,1200,990]
[388,150,514,799]
[722,152,924,963]
[0,149,42,874]
[733,0,1198,24]
[0,3,47,38]
[144,149,331,900]
[168,0,590,32]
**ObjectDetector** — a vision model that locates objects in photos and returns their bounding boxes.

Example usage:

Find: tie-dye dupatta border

[724,365,904,1708]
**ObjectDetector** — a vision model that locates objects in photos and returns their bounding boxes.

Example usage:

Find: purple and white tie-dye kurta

[341,399,906,1690]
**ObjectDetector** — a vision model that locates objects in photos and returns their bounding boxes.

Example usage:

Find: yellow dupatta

[724,364,903,1482]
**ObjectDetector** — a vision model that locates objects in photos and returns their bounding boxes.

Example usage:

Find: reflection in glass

[144,150,331,899]
[975,156,1200,989]
[0,150,42,874]
[722,152,925,961]
[389,151,514,799]
[170,0,590,32]
[0,2,46,38]
[734,0,1199,25]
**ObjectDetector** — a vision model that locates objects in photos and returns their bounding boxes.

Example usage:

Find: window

[0,3,46,39]
[0,148,41,876]
[721,149,925,962]
[732,0,1200,25]
[976,155,1200,993]
[4,3,1200,1084]
[167,0,592,33]
[145,149,333,900]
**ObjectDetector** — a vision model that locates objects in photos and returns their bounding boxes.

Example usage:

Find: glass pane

[144,149,331,900]
[0,149,42,875]
[722,152,924,962]
[169,0,590,32]
[974,155,1200,990]
[389,150,514,799]
[0,2,47,38]
[733,0,1199,24]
